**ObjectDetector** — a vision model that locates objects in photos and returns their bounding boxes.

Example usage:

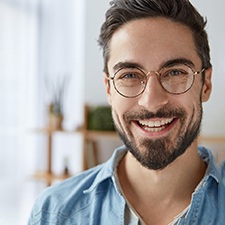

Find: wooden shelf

[76,129,117,139]
[198,136,225,144]
[34,127,117,138]
[32,105,118,186]
[32,171,71,185]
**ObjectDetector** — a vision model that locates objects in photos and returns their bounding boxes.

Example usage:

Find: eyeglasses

[106,64,205,98]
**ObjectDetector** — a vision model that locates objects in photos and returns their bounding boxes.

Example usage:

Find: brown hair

[98,0,211,73]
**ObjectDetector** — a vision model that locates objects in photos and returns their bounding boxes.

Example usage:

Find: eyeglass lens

[113,64,195,97]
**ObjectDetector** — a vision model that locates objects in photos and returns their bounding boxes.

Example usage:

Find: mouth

[137,118,175,133]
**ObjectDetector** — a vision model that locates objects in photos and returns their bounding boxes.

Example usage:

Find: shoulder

[198,146,225,192]
[36,164,106,205]
[28,146,127,224]
[29,164,111,224]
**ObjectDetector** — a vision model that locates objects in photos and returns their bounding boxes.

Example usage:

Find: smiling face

[105,17,212,170]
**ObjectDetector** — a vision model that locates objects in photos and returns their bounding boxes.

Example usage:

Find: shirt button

[201,180,207,187]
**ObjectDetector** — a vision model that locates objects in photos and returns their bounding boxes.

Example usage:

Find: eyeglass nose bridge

[141,70,162,86]
[146,70,161,78]
[139,70,167,97]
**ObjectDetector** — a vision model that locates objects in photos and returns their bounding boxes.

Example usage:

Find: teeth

[139,118,173,128]
[143,126,165,132]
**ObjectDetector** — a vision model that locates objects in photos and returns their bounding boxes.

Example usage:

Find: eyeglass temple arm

[105,74,114,80]
[195,68,205,75]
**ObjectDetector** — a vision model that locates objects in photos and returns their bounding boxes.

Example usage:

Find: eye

[162,67,189,78]
[115,69,145,81]
[121,72,140,79]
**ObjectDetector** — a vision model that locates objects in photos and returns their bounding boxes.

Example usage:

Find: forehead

[108,17,201,72]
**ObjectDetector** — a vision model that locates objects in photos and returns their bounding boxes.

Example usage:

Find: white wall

[84,0,225,136]
[191,0,225,136]
[84,0,111,105]
[39,0,86,130]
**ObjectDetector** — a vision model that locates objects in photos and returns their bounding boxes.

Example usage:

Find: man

[28,0,225,224]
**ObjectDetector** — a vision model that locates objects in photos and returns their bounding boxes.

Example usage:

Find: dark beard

[114,105,202,170]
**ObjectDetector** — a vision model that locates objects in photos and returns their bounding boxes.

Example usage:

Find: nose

[138,72,169,111]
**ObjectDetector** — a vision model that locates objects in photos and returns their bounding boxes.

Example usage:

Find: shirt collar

[83,145,127,194]
[84,145,221,194]
[198,145,221,183]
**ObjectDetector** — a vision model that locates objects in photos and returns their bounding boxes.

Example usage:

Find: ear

[201,67,212,102]
[104,73,112,105]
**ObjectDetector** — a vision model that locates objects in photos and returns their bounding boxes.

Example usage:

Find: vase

[48,114,63,130]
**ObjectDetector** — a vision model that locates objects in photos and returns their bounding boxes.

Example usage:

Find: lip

[133,117,178,138]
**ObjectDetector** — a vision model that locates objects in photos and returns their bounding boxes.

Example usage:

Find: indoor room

[0,0,225,224]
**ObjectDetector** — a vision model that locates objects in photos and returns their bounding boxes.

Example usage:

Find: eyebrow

[160,58,195,68]
[113,62,143,72]
[112,58,195,72]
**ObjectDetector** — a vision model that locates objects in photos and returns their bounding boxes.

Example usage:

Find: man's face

[105,17,212,170]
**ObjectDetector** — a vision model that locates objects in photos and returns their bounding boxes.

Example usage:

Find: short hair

[98,0,211,73]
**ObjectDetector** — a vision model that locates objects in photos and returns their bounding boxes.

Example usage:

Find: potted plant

[45,75,69,130]
[48,102,63,130]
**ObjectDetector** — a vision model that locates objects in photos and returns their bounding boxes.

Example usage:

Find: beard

[113,104,202,170]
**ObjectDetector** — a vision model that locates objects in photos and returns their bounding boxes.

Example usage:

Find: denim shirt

[28,146,225,225]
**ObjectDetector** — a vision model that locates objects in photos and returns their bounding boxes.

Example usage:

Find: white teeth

[144,126,165,132]
[139,118,173,128]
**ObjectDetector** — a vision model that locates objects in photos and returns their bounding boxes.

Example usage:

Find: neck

[118,141,206,204]
[117,141,206,224]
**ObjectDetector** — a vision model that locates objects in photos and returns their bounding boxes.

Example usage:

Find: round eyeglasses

[106,64,205,98]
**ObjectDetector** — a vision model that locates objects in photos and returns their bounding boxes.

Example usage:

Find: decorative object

[63,156,70,176]
[45,75,69,130]
[48,103,64,130]
[87,106,115,131]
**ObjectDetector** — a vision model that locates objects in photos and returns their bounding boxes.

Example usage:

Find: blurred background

[0,0,224,224]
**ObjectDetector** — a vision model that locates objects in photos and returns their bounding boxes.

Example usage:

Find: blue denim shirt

[28,146,225,225]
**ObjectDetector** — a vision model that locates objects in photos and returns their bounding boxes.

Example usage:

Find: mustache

[124,106,186,122]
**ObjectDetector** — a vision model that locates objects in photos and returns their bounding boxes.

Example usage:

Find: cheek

[181,78,203,105]
[110,95,135,124]
[111,98,130,119]
[109,85,134,109]
[178,91,202,122]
